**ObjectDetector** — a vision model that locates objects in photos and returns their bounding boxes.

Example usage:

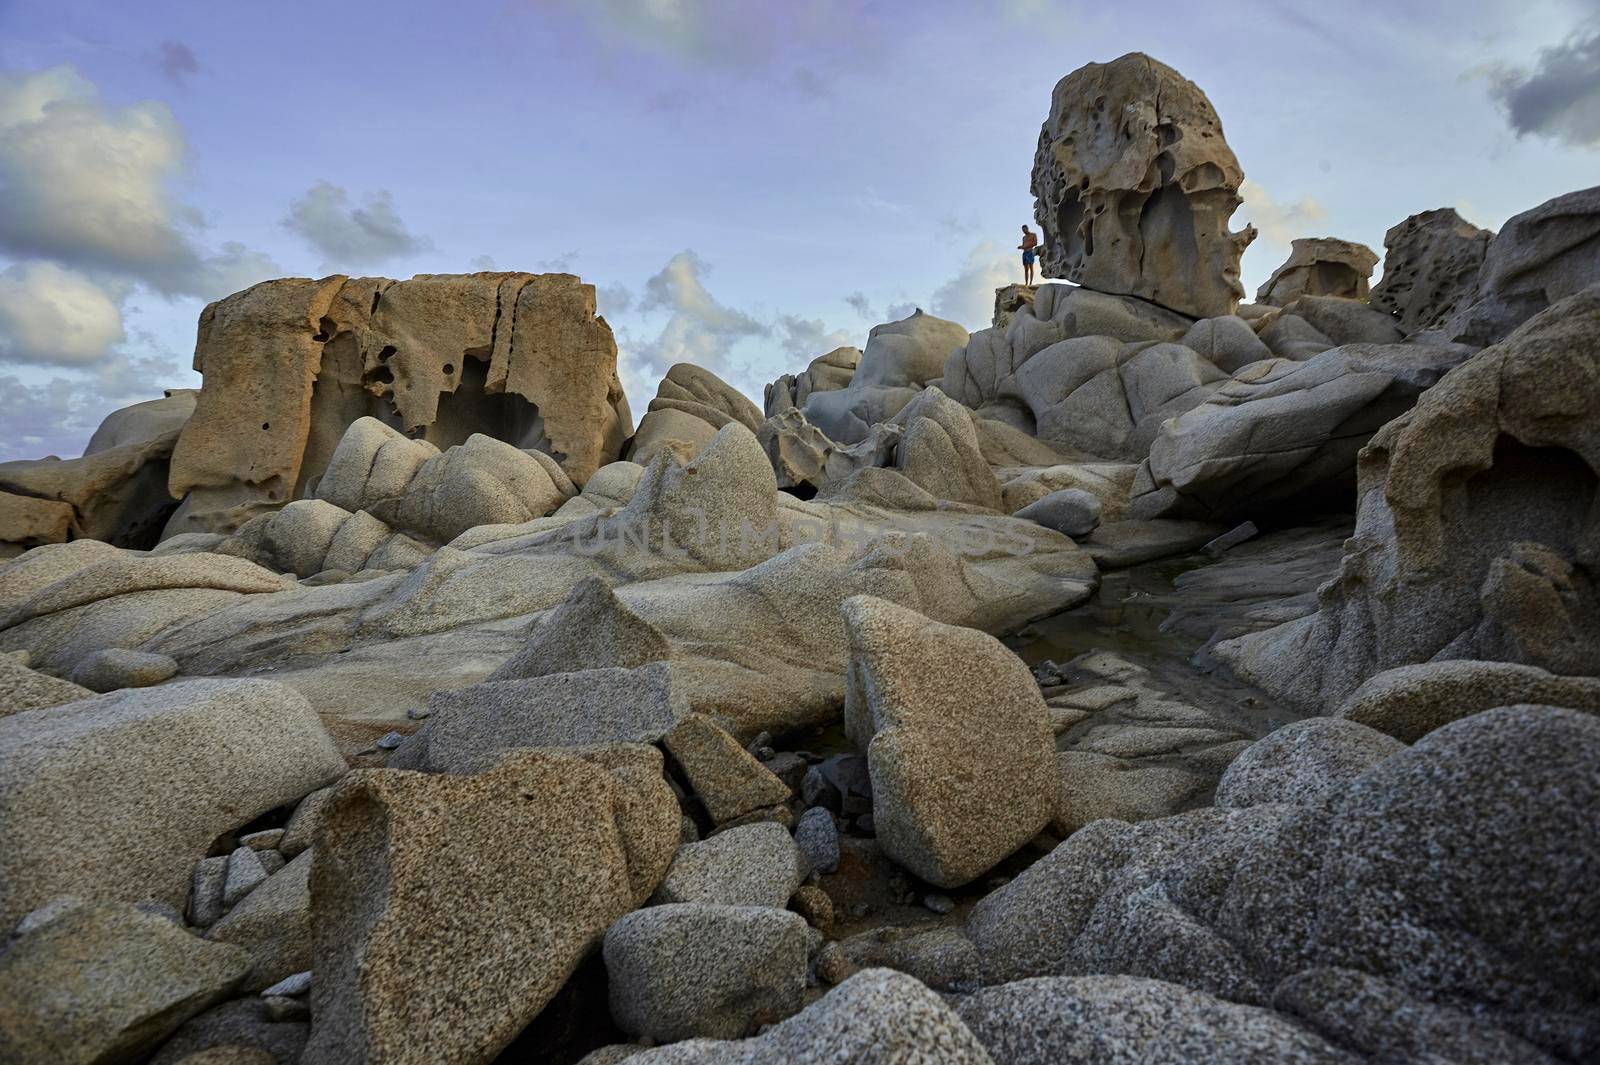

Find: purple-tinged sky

[1,0,1597,460]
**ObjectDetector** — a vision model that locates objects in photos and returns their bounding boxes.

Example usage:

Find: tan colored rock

[664,712,793,824]
[842,596,1056,888]
[1255,238,1379,306]
[0,424,183,550]
[1032,53,1254,318]
[0,651,93,716]
[166,272,630,537]
[0,489,73,556]
[304,746,678,1065]
[629,363,765,466]
[206,849,313,991]
[0,900,249,1065]
[764,345,859,415]
[1336,661,1600,743]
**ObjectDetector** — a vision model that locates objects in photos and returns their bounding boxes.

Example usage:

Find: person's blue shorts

[1022,249,1036,266]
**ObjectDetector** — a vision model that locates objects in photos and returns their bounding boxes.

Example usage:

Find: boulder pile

[2,48,1596,1065]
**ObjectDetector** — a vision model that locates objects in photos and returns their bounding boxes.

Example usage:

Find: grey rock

[839,926,980,992]
[208,849,313,991]
[67,647,181,692]
[0,678,346,930]
[0,900,249,1065]
[794,807,840,876]
[222,846,269,908]
[1370,207,1493,333]
[487,575,671,682]
[605,903,809,1041]
[146,996,309,1065]
[618,968,994,1064]
[374,730,404,750]
[652,822,806,908]
[1015,488,1102,537]
[1257,238,1378,306]
[957,974,1354,1064]
[402,663,686,774]
[1213,718,1405,809]
[190,855,230,928]
[1336,660,1600,743]
[1445,185,1600,346]
[278,785,332,859]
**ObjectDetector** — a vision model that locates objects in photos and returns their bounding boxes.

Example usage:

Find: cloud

[0,261,127,368]
[469,254,497,271]
[1489,25,1600,148]
[929,240,1015,330]
[776,314,853,360]
[535,250,580,272]
[535,0,871,68]
[630,250,768,379]
[0,66,277,300]
[844,291,875,319]
[157,41,200,85]
[596,282,634,318]
[0,351,187,461]
[1236,178,1329,245]
[281,181,433,270]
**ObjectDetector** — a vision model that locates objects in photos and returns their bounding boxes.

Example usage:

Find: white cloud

[282,181,433,271]
[844,291,875,319]
[1236,178,1329,246]
[0,261,127,368]
[0,66,276,300]
[777,314,853,360]
[929,239,1015,331]
[631,250,768,377]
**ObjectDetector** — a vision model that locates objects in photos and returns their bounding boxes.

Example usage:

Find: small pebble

[813,941,853,986]
[923,894,955,915]
[375,731,406,750]
[239,829,284,852]
[406,706,432,720]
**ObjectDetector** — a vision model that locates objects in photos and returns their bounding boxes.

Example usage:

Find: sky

[0,0,1597,461]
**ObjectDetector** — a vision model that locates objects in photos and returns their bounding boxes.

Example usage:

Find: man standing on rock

[1019,225,1039,285]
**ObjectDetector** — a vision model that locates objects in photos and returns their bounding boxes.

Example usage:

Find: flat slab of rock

[400,663,686,774]
[304,745,678,1065]
[0,900,250,1065]
[605,903,809,1041]
[843,596,1055,888]
[0,678,346,929]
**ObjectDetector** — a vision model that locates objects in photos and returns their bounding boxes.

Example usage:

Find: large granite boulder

[0,678,345,929]
[957,975,1353,1064]
[204,849,314,991]
[764,345,860,416]
[1255,238,1379,306]
[0,652,94,716]
[165,272,631,537]
[0,900,250,1065]
[1444,186,1600,346]
[842,596,1055,888]
[310,416,574,544]
[1130,341,1473,521]
[802,310,968,444]
[1032,53,1255,318]
[968,704,1600,1062]
[1216,287,1600,711]
[1334,660,1600,743]
[212,497,431,578]
[629,363,765,466]
[303,745,679,1065]
[1369,207,1493,333]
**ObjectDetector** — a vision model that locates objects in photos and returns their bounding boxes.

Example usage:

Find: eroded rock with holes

[1369,207,1493,333]
[1032,52,1255,318]
[1216,287,1600,712]
[165,272,631,537]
